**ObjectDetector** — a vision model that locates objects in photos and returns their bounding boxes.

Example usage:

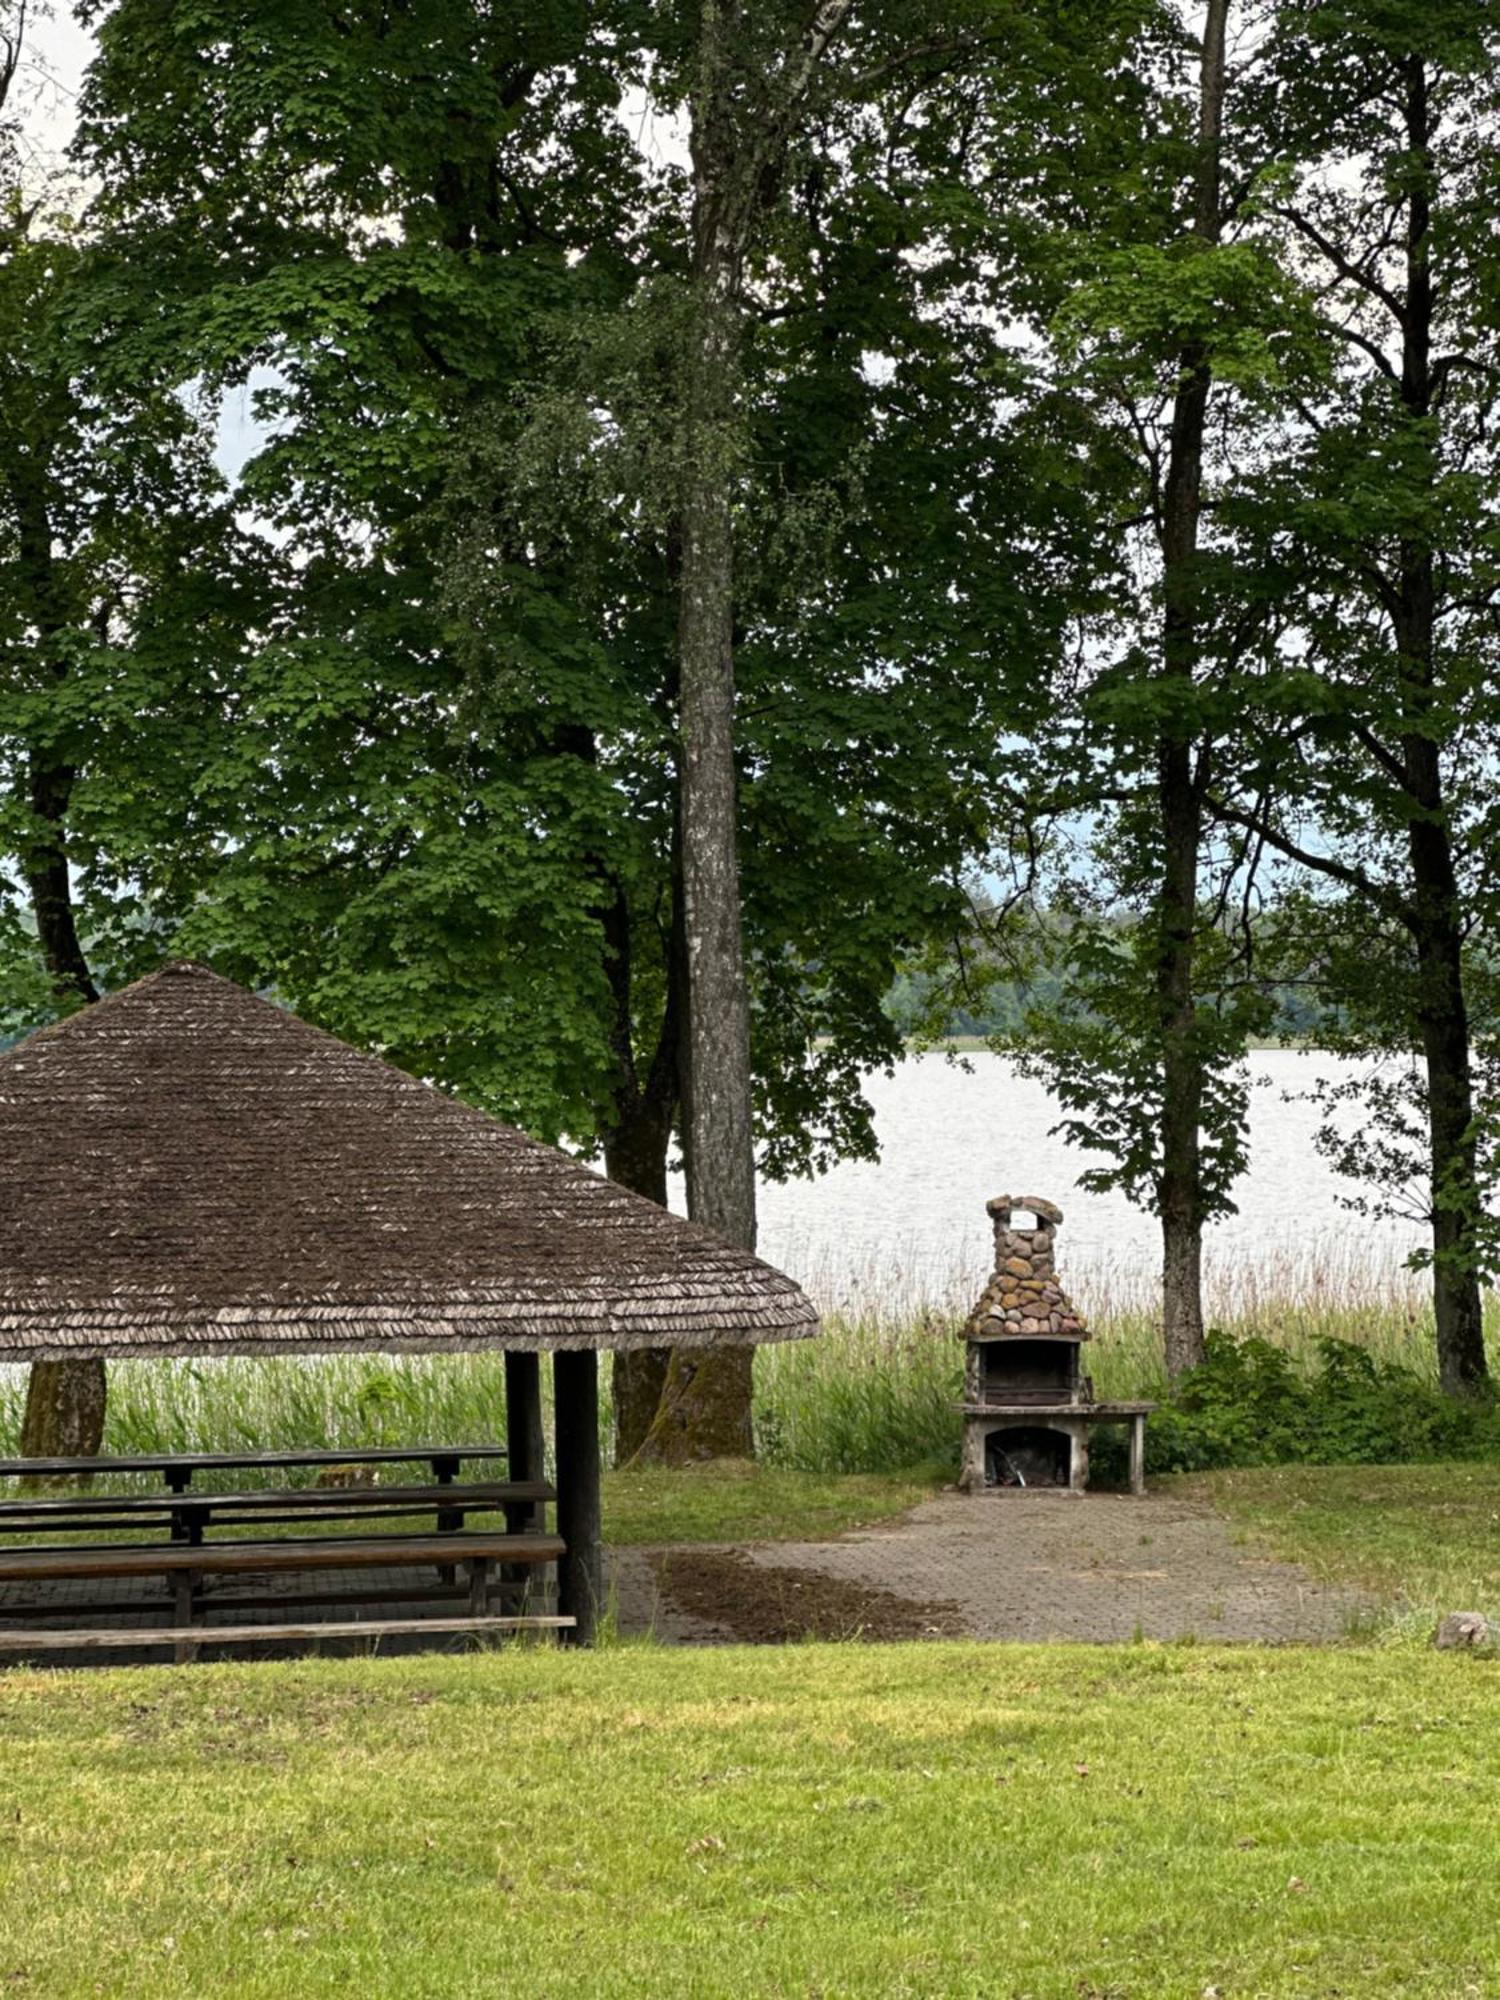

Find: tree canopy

[4,0,1500,1453]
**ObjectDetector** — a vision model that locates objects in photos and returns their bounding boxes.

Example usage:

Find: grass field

[603,1461,940,1544]
[1195,1462,1500,1625]
[0,1643,1496,1997]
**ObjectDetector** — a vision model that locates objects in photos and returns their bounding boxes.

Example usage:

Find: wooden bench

[0,1480,555,1544]
[0,1614,576,1658]
[0,1444,511,1493]
[0,1530,566,1660]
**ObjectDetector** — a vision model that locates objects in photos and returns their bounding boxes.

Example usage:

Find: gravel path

[611,1489,1372,1644]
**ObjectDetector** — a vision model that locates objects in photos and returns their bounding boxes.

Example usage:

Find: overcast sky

[15,3,90,166]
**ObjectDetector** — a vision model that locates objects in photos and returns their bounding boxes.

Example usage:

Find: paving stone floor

[610,1488,1374,1644]
[0,1490,1372,1663]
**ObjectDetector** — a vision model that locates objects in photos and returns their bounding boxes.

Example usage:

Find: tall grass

[754,1242,1474,1475]
[0,1354,517,1484]
[0,1247,1482,1482]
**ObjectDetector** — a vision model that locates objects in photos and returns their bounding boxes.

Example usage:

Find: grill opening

[985,1425,1071,1489]
[981,1339,1076,1404]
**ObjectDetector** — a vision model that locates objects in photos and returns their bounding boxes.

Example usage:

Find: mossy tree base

[19,1358,107,1474]
[630,1345,753,1465]
[612,1347,671,1466]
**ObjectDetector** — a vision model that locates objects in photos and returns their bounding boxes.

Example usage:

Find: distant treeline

[885,965,1332,1045]
[885,914,1337,1045]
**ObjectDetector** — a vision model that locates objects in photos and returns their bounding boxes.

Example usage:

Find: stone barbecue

[957,1196,1153,1495]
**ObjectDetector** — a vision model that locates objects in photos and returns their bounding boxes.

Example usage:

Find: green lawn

[601,1460,941,1544]
[1,1644,1497,1996]
[0,1463,939,1556]
[1190,1463,1500,1623]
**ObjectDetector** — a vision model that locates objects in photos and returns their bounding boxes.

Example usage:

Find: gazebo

[0,962,817,1644]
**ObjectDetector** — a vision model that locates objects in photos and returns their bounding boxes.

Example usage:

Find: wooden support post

[553,1349,601,1647]
[1129,1414,1147,1497]
[502,1351,547,1616]
[172,1569,198,1666]
[504,1352,546,1533]
[468,1556,492,1617]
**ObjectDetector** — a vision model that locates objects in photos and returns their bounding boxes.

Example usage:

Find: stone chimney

[963,1196,1089,1342]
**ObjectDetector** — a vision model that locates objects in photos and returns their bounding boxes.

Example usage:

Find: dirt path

[610,1489,1372,1644]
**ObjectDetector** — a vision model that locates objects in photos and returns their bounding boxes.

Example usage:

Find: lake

[673,1050,1429,1316]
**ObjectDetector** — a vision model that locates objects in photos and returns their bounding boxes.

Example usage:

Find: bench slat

[0,1480,554,1521]
[0,1506,538,1539]
[0,1532,564,1582]
[0,1615,575,1652]
[0,1446,509,1479]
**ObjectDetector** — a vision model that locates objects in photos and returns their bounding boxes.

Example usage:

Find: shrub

[1144,1332,1500,1474]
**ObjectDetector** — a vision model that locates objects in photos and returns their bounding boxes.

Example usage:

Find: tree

[986,0,1302,1378]
[0,200,265,1456]
[74,0,1108,1461]
[1208,0,1500,1393]
[631,0,1173,1452]
[1151,0,1232,1375]
[634,0,866,1457]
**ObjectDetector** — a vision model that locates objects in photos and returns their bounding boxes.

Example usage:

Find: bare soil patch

[647,1547,965,1643]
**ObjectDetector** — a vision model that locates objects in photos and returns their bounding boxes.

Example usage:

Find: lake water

[673,1051,1428,1316]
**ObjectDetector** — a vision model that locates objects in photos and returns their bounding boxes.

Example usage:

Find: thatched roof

[0,964,817,1361]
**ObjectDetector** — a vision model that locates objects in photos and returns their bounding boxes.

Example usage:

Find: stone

[1003,1257,1031,1278]
[1433,1611,1489,1650]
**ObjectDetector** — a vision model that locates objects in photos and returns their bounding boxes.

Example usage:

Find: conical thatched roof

[0,963,817,1361]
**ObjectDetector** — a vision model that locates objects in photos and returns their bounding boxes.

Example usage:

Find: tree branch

[1321,317,1399,384]
[1270,203,1406,326]
[847,30,1006,94]
[1208,795,1410,920]
[1347,718,1410,790]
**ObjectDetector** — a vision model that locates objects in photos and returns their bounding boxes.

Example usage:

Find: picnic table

[0,1444,528,1544]
[0,1445,568,1658]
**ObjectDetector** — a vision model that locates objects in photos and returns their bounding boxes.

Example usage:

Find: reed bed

[0,1353,514,1483]
[0,1244,1477,1482]
[753,1237,1453,1473]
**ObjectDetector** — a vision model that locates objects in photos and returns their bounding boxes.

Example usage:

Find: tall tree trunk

[636,0,857,1462]
[9,469,107,1461]
[1410,908,1488,1392]
[20,754,99,1010]
[601,881,682,1462]
[677,290,756,1251]
[1153,0,1228,1379]
[638,15,757,1465]
[606,1095,674,1460]
[1393,53,1487,1394]
[15,768,106,1464]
